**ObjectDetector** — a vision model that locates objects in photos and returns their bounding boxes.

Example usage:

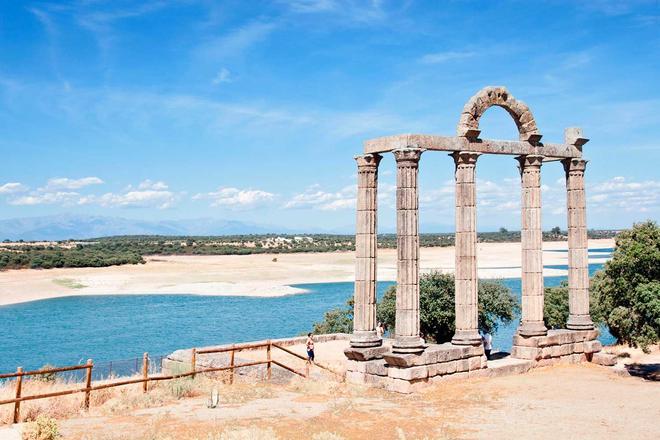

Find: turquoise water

[0,258,615,376]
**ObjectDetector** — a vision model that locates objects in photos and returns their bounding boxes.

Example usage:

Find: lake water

[0,250,615,376]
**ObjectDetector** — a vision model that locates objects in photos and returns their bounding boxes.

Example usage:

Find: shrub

[32,365,57,383]
[22,415,61,440]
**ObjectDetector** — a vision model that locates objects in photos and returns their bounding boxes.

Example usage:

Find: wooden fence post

[13,367,22,424]
[266,340,272,381]
[229,346,235,385]
[191,348,196,379]
[84,359,93,410]
[142,353,149,393]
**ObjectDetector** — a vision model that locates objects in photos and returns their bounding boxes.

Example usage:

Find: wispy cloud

[279,0,389,24]
[194,187,276,208]
[212,67,233,85]
[0,183,29,195]
[418,51,476,64]
[196,20,278,60]
[45,177,104,190]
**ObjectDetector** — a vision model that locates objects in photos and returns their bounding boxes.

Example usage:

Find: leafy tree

[312,297,354,334]
[592,221,659,350]
[543,281,607,330]
[377,272,519,343]
[551,226,562,235]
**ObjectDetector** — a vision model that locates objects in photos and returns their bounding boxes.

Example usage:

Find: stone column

[563,157,594,330]
[517,155,548,337]
[351,154,383,348]
[451,152,482,346]
[392,148,425,354]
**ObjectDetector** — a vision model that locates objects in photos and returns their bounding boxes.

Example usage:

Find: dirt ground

[40,361,659,440]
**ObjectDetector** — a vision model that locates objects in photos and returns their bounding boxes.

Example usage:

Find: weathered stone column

[351,153,383,348]
[451,152,482,346]
[563,157,594,330]
[392,148,425,354]
[517,155,548,337]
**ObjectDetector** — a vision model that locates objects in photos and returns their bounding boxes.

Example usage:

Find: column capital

[451,151,480,166]
[562,157,588,173]
[354,153,382,169]
[393,148,424,163]
[564,127,589,147]
[516,154,544,169]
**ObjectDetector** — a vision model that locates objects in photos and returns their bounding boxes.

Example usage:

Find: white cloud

[419,51,475,64]
[96,189,177,209]
[194,187,275,208]
[0,182,29,195]
[6,177,177,209]
[10,191,80,206]
[137,179,168,190]
[588,176,660,212]
[212,68,232,85]
[284,184,356,210]
[45,176,104,190]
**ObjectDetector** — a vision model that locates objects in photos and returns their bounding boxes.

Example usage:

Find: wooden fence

[0,340,341,424]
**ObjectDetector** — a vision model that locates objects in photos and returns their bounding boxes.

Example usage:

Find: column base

[566,315,595,331]
[451,330,482,346]
[518,321,548,337]
[350,330,383,348]
[392,335,425,354]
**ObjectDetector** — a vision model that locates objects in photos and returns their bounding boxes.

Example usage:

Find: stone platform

[345,342,486,393]
[511,329,602,365]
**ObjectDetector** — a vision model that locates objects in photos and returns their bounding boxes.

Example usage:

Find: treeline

[0,244,143,270]
[0,229,618,270]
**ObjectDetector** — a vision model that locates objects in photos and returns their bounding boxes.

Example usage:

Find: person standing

[376,321,384,339]
[306,332,315,364]
[482,331,493,360]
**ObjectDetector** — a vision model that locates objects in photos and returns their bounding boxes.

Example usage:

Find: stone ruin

[344,86,604,393]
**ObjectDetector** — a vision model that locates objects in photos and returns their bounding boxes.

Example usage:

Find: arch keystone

[457,86,542,143]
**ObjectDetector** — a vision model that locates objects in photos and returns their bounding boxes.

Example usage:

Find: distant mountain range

[0,215,299,241]
[0,214,459,241]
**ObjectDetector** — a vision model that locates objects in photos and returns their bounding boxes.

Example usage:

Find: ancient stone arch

[344,86,602,393]
[457,86,541,142]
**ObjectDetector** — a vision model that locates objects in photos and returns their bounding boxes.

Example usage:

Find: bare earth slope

[53,362,660,439]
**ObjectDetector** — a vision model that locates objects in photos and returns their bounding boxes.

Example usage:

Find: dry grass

[0,371,258,425]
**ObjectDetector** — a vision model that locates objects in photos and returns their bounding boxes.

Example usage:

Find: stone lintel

[363,134,582,159]
[513,329,599,348]
[344,345,389,361]
[383,342,482,368]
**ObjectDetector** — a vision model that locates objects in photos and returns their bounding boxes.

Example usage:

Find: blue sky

[0,0,658,232]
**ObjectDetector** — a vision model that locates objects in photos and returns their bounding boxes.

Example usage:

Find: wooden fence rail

[0,340,342,424]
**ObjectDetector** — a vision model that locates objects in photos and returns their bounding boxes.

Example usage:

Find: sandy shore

[0,238,614,307]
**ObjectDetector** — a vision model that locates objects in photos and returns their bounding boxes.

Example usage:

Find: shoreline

[0,239,614,307]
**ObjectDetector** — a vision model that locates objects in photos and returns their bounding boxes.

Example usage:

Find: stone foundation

[511,329,602,365]
[345,343,486,393]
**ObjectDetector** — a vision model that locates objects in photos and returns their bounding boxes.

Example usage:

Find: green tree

[592,221,660,350]
[551,226,562,235]
[377,272,519,343]
[543,281,606,330]
[312,297,354,334]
